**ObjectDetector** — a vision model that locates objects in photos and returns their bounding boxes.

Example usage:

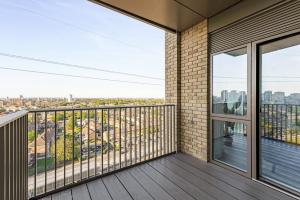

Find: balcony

[35,153,295,200]
[0,104,298,200]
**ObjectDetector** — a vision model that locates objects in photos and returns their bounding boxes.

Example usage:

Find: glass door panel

[213,120,248,171]
[259,34,300,192]
[212,48,248,116]
[211,47,250,174]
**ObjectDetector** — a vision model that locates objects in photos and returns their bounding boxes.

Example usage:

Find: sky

[0,0,165,99]
[213,41,300,97]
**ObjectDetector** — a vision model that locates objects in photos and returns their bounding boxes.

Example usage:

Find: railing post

[0,111,28,200]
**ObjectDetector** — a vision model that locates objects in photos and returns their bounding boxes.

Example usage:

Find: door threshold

[252,179,300,200]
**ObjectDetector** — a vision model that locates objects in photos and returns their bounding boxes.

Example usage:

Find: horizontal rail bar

[29,104,175,113]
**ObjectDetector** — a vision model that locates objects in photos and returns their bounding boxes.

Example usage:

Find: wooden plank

[152,158,243,200]
[72,184,91,200]
[116,170,153,200]
[102,175,132,200]
[87,179,112,200]
[128,167,174,200]
[175,154,295,200]
[165,156,256,200]
[148,162,218,200]
[52,189,72,200]
[138,164,195,200]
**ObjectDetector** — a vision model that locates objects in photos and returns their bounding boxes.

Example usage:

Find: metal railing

[28,104,176,199]
[0,111,28,200]
[261,104,300,144]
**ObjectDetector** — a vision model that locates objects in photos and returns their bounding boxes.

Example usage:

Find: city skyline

[214,89,300,104]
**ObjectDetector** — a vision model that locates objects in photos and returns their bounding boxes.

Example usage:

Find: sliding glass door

[211,46,251,176]
[259,34,300,192]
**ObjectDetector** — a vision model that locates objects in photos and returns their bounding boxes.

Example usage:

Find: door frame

[251,28,300,196]
[209,44,252,178]
[209,27,300,186]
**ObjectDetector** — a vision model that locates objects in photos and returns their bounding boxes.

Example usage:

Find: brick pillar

[165,32,181,151]
[165,20,209,161]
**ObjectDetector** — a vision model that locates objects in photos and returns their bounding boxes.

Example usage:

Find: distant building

[0,101,3,108]
[286,93,300,104]
[272,92,285,104]
[68,94,73,103]
[221,90,228,102]
[228,90,239,102]
[263,91,272,103]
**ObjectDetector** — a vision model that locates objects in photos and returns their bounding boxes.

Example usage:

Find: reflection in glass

[213,120,247,171]
[260,34,300,192]
[213,48,247,116]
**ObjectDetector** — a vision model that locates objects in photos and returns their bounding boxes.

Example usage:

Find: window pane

[213,48,247,116]
[260,34,300,192]
[213,120,247,171]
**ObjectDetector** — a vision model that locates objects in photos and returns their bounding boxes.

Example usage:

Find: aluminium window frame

[209,43,252,178]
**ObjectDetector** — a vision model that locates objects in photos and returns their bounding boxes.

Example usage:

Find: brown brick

[165,20,209,161]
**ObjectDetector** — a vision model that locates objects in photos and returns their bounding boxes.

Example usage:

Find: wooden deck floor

[40,153,296,200]
[220,135,300,191]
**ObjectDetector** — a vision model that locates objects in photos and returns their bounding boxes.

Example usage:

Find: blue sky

[0,0,165,98]
[213,43,300,97]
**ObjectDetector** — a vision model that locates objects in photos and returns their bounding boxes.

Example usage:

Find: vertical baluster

[272,104,274,139]
[160,106,162,156]
[63,111,66,186]
[88,110,90,177]
[34,112,37,196]
[152,106,154,158]
[170,106,173,152]
[72,110,75,183]
[130,108,132,165]
[296,106,298,144]
[124,108,127,166]
[54,111,57,189]
[173,105,176,152]
[139,107,142,162]
[291,106,293,143]
[285,105,288,142]
[108,109,110,172]
[95,109,97,175]
[276,104,278,140]
[119,108,122,168]
[156,106,158,157]
[167,106,170,153]
[148,107,150,160]
[267,104,270,138]
[44,112,47,192]
[113,109,116,170]
[143,107,146,161]
[263,104,266,137]
[135,107,137,163]
[280,105,283,141]
[163,106,166,155]
[101,109,104,175]
[80,110,83,180]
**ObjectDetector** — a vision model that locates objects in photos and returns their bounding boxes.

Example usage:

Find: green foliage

[28,130,35,143]
[50,135,80,163]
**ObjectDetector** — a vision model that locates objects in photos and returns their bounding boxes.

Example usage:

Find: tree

[28,130,35,143]
[51,135,80,162]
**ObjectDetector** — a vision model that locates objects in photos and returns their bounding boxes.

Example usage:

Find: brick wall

[165,32,181,151]
[165,20,209,161]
